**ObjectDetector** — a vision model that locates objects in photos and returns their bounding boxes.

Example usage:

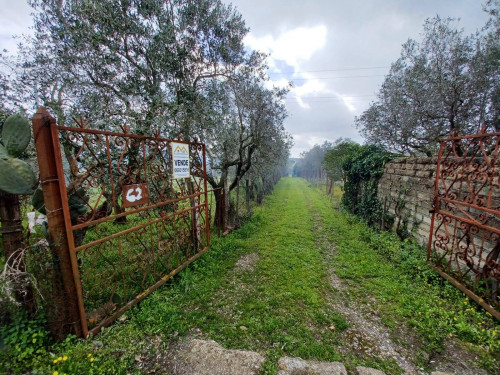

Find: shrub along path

[31,178,498,375]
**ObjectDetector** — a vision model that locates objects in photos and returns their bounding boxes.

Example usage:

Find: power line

[286,95,376,99]
[284,98,375,104]
[285,101,373,105]
[287,74,386,81]
[267,66,390,75]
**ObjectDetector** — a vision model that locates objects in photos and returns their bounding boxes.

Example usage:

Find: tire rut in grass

[306,197,423,375]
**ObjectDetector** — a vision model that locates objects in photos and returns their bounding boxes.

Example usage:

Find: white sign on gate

[171,142,190,179]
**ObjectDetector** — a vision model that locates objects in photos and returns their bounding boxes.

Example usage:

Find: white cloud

[244,25,327,71]
[341,95,357,112]
[0,1,32,53]
[290,77,331,109]
[245,25,331,110]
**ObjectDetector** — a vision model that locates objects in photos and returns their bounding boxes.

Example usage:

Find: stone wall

[377,157,438,246]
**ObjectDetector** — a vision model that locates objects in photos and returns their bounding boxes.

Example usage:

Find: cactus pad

[0,158,37,194]
[2,114,31,156]
[0,144,8,159]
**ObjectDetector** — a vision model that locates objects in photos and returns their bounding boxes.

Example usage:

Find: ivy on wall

[341,145,395,226]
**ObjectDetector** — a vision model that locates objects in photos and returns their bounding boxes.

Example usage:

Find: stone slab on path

[165,338,265,375]
[356,366,386,375]
[277,356,347,375]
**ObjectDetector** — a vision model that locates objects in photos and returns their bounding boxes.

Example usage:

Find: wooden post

[32,107,84,339]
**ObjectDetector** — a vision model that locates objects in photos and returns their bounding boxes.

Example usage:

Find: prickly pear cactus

[0,114,37,195]
[0,144,8,159]
[2,114,31,157]
[0,158,37,195]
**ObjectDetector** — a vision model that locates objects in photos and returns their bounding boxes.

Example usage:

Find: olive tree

[356,14,500,156]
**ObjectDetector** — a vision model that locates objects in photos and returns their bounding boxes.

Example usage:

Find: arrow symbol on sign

[126,187,143,202]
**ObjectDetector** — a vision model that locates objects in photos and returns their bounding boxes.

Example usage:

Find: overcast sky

[0,0,492,156]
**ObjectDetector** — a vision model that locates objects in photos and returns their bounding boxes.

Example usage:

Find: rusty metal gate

[428,128,500,319]
[33,107,217,337]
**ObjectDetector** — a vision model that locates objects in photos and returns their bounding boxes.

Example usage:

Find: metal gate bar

[428,127,500,319]
[33,107,213,337]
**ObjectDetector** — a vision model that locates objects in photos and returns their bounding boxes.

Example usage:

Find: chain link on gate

[428,127,500,319]
[33,107,219,337]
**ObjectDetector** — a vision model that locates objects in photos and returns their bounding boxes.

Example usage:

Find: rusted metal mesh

[428,129,500,318]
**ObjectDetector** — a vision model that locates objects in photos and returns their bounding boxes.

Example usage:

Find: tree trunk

[235,177,240,218]
[245,178,251,213]
[0,191,35,313]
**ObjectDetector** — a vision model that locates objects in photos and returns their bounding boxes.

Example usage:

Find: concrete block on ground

[166,339,265,375]
[277,357,347,375]
[356,366,386,375]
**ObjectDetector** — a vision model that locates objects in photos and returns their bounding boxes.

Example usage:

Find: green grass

[1,177,498,374]
[309,181,500,372]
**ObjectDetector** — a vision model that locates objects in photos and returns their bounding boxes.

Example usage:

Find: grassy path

[23,178,499,375]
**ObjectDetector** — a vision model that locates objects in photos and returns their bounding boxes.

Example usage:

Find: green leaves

[341,145,394,224]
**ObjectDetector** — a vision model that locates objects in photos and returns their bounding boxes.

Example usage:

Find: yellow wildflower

[63,356,68,361]
[53,372,59,375]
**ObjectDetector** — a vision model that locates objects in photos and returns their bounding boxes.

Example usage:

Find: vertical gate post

[32,107,84,339]
[202,144,210,245]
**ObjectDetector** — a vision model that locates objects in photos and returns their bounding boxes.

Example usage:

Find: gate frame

[427,127,500,320]
[33,107,214,337]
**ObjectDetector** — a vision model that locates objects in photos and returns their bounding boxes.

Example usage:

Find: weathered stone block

[277,357,347,375]
[356,366,386,375]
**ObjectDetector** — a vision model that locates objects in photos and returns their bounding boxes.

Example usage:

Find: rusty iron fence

[428,127,500,319]
[32,107,225,337]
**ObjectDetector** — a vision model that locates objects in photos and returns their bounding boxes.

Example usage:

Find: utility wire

[286,95,376,99]
[267,66,390,75]
[288,74,386,81]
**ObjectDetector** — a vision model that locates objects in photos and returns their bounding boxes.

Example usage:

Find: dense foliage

[340,145,395,225]
[295,141,394,225]
[356,3,500,156]
[322,138,357,184]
